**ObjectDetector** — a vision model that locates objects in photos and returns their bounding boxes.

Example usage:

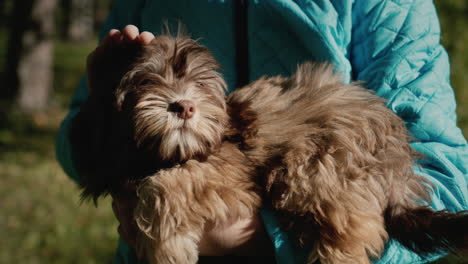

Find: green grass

[0,2,467,263]
[0,151,118,264]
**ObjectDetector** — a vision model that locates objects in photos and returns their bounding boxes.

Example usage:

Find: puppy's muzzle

[168,100,196,120]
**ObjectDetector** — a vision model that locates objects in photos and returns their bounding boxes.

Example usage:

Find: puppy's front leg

[134,168,204,264]
[134,143,260,264]
[142,230,200,264]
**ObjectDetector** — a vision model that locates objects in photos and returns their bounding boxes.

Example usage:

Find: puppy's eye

[196,82,204,87]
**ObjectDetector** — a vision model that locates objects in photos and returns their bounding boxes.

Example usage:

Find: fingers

[102,29,121,46]
[122,25,155,44]
[138,31,155,44]
[102,25,154,47]
[123,24,139,42]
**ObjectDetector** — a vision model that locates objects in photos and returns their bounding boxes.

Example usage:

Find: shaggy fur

[70,34,468,264]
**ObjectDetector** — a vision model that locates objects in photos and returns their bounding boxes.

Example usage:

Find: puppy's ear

[87,42,143,98]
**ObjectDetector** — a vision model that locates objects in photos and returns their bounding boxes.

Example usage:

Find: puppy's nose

[168,100,196,120]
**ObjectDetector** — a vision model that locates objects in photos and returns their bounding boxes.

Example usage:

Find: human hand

[86,25,155,92]
[112,196,274,257]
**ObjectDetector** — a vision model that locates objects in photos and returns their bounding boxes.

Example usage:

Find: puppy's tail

[385,205,468,256]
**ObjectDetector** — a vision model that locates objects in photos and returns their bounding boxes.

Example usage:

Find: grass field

[0,2,467,263]
[0,31,119,263]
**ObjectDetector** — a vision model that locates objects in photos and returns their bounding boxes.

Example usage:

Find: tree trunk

[67,0,93,41]
[3,0,56,113]
[93,0,109,32]
[0,0,5,23]
[59,0,72,40]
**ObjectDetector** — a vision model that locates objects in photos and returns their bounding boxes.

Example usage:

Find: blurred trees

[0,0,4,23]
[0,0,463,118]
[64,0,94,41]
[59,0,111,41]
[93,1,111,32]
[1,0,112,117]
[3,0,57,114]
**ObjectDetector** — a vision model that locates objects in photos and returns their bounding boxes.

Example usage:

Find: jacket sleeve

[351,0,468,263]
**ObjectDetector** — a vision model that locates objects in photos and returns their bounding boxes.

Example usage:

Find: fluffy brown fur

[70,34,468,264]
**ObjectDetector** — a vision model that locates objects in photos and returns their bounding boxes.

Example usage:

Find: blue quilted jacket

[56,0,468,263]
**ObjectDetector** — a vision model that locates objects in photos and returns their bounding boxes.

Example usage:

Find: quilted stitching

[352,0,468,261]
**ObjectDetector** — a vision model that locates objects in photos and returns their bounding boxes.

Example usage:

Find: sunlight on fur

[116,35,228,161]
[70,33,468,264]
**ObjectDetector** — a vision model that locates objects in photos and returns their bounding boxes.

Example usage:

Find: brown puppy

[70,34,468,264]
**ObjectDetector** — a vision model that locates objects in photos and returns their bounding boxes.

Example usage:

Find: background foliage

[0,0,466,263]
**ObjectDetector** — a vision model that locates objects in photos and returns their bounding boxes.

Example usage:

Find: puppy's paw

[149,233,199,264]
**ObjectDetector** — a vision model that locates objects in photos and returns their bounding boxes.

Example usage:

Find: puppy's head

[116,35,228,162]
